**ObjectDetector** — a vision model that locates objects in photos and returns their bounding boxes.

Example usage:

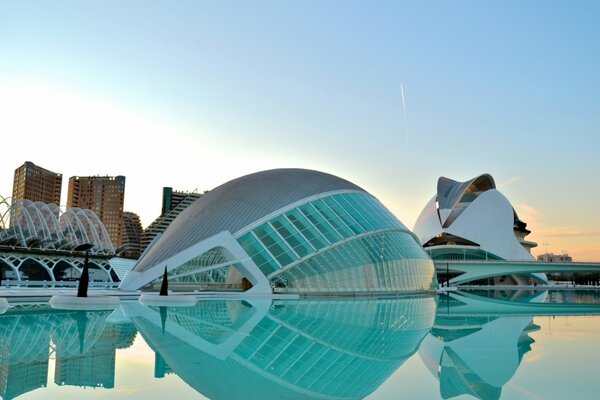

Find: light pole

[542,242,550,258]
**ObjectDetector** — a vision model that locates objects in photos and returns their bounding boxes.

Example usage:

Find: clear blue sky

[1,1,599,259]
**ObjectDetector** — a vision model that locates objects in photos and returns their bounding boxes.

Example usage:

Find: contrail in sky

[400,84,408,146]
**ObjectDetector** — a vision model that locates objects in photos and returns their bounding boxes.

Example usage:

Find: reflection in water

[420,311,538,399]
[0,305,137,398]
[0,297,436,400]
[126,296,437,400]
[420,289,600,400]
[0,291,599,399]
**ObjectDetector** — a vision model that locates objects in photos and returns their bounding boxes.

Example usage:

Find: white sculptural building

[120,169,437,294]
[0,197,123,282]
[413,174,546,285]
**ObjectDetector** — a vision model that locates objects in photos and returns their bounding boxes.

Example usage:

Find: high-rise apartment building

[161,187,201,215]
[12,161,62,205]
[67,176,126,246]
[121,211,143,259]
[141,188,203,253]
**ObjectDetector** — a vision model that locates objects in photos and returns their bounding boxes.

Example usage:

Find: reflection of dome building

[413,174,545,285]
[121,169,436,294]
[127,297,436,400]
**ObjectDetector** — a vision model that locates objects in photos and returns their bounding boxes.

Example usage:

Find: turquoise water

[1,290,599,399]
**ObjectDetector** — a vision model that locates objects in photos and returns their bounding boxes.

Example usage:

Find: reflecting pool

[1,290,600,399]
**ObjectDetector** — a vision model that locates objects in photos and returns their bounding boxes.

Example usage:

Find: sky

[1,1,599,260]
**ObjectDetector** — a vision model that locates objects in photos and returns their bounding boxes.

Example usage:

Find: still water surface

[1,290,599,400]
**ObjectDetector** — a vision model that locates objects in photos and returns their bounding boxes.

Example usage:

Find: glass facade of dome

[123,169,436,294]
[236,192,434,293]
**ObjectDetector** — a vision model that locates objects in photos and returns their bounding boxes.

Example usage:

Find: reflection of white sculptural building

[419,290,544,399]
[413,174,545,285]
[121,169,436,293]
[420,312,538,399]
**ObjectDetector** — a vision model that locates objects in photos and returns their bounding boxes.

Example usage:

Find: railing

[0,280,120,288]
[149,281,243,291]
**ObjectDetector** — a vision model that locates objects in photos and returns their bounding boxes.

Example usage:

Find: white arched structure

[0,251,117,282]
[0,196,114,254]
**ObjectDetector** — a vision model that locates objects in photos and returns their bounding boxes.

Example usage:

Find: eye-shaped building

[120,169,436,294]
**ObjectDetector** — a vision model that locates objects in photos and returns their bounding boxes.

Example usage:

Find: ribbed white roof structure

[134,169,364,272]
[0,196,114,254]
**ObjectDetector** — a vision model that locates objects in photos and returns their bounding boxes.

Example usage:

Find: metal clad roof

[135,169,365,272]
[437,174,496,211]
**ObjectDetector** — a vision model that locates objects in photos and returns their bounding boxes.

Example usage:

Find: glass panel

[336,194,374,231]
[298,204,342,244]
[254,224,298,266]
[343,194,382,230]
[269,231,435,293]
[312,199,354,238]
[238,232,279,275]
[324,196,365,235]
[285,209,329,249]
[270,216,312,258]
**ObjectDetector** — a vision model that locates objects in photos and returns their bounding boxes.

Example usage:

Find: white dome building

[413,174,545,285]
[120,169,436,294]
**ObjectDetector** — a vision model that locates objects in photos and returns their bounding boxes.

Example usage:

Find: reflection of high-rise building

[141,188,203,253]
[121,211,143,259]
[0,359,48,399]
[67,176,126,246]
[0,308,139,398]
[53,319,137,390]
[154,353,174,378]
[54,351,115,389]
[0,359,48,400]
[0,312,52,400]
[12,161,62,205]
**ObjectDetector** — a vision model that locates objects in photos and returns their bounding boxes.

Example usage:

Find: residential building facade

[12,161,62,205]
[67,176,126,246]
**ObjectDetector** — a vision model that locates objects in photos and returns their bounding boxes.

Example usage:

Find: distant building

[121,211,143,259]
[67,176,125,246]
[413,173,546,285]
[537,252,573,263]
[53,318,136,389]
[160,186,203,215]
[141,188,203,253]
[12,161,62,205]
